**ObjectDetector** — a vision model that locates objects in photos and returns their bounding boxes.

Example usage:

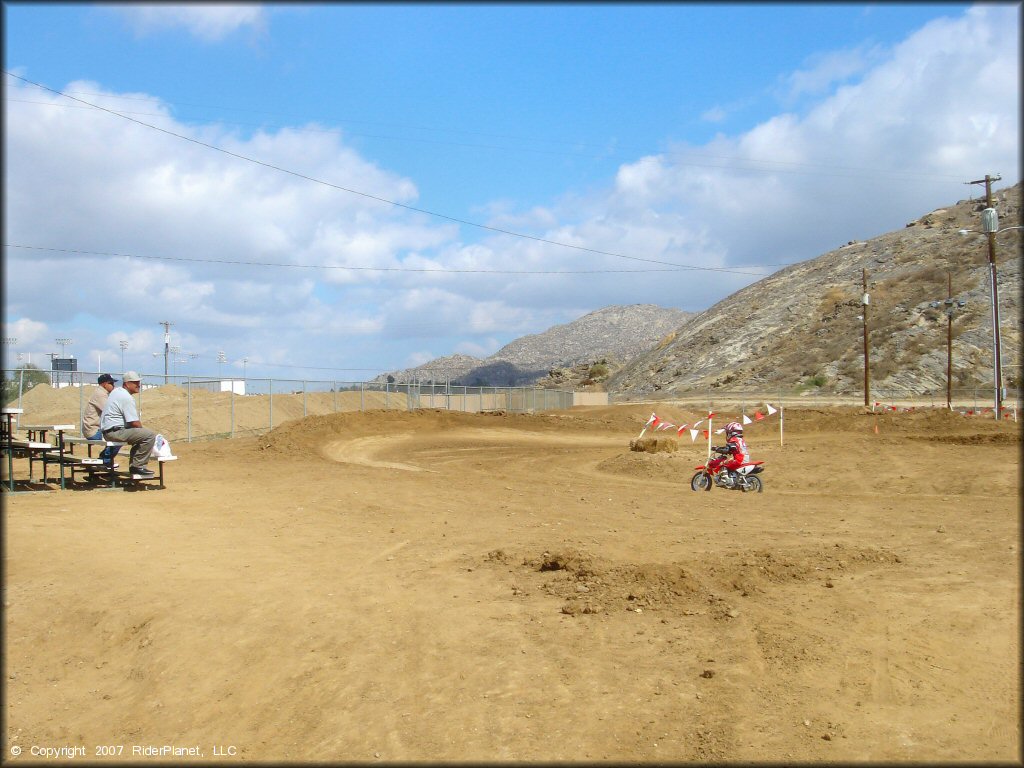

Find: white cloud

[700,106,727,123]
[114,5,267,42]
[780,44,882,102]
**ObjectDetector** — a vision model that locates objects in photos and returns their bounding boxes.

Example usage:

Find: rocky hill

[609,183,1021,398]
[378,304,693,387]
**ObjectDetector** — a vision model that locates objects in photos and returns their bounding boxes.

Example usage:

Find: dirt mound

[596,452,688,480]
[480,544,902,618]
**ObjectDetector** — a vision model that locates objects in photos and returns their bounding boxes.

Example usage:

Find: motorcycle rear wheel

[742,475,763,493]
[691,471,712,491]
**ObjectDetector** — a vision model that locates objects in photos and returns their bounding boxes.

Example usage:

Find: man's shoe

[104,462,119,470]
[131,468,156,479]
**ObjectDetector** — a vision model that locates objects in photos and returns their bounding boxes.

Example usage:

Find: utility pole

[930,274,966,410]
[158,321,173,385]
[967,174,1003,420]
[945,273,953,410]
[862,269,870,407]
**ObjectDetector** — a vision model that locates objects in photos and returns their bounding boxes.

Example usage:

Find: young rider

[710,421,750,486]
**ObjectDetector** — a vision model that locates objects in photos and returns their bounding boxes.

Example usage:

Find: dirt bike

[691,446,765,493]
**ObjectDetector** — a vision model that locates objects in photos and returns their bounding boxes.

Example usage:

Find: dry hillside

[611,184,1021,397]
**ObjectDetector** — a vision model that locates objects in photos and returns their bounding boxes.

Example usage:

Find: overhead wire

[8,70,736,273]
[3,244,776,276]
[7,90,966,182]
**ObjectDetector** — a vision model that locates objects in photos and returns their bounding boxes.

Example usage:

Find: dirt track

[3,403,1020,762]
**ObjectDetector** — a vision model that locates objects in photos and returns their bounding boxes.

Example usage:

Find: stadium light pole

[158,321,173,385]
[119,340,128,373]
[218,351,227,381]
[55,338,73,387]
[2,337,16,369]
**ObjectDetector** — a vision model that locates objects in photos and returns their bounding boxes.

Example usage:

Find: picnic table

[21,423,77,489]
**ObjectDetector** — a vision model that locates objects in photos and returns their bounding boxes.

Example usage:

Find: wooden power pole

[862,269,870,407]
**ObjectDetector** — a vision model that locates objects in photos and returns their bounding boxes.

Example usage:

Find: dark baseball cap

[97,373,117,384]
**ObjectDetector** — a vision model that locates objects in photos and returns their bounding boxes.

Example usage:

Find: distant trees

[2,364,50,404]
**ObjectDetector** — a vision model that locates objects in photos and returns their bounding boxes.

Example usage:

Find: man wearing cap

[99,371,156,479]
[83,373,121,469]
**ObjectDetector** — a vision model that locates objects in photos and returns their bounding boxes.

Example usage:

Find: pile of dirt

[595,452,689,480]
[480,544,903,618]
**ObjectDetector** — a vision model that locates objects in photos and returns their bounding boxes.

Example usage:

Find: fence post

[79,371,85,427]
[187,376,192,443]
[17,368,24,428]
[333,382,337,413]
[360,382,364,412]
[269,379,274,431]
[303,380,307,417]
[230,383,235,438]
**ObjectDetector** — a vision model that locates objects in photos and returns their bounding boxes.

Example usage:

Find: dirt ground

[3,400,1020,763]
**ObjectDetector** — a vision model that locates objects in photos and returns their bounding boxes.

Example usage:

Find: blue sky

[3,2,1020,382]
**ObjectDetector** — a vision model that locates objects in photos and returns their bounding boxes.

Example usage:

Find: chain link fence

[2,369,578,443]
[4,367,1019,444]
[611,385,1022,418]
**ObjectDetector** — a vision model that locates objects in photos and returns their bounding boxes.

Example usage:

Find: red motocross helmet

[725,421,743,438]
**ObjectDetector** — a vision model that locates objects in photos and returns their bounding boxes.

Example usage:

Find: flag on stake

[754,411,765,421]
[742,414,752,425]
[676,424,689,436]
[703,430,710,439]
[707,411,716,419]
[637,412,658,439]
[765,403,777,415]
[690,429,699,442]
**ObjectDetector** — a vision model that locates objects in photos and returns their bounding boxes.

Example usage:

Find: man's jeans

[102,426,155,472]
[89,430,122,465]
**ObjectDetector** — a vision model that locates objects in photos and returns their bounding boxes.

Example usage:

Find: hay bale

[629,437,678,453]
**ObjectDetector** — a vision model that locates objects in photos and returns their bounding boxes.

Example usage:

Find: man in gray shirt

[82,373,121,469]
[99,371,156,479]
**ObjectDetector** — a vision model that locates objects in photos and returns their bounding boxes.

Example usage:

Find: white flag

[689,429,699,442]
[766,403,777,415]
[742,414,752,425]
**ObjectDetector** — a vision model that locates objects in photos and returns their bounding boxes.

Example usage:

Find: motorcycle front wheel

[691,471,712,492]
[741,475,763,493]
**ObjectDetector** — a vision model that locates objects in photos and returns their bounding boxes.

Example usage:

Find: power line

[6,90,966,182]
[4,244,773,276]
[5,71,709,272]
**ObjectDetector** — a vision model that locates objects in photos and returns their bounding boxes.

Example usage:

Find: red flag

[702,430,709,439]
[707,412,716,419]
[754,411,765,421]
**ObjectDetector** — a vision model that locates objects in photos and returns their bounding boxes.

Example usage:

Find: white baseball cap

[122,370,142,382]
